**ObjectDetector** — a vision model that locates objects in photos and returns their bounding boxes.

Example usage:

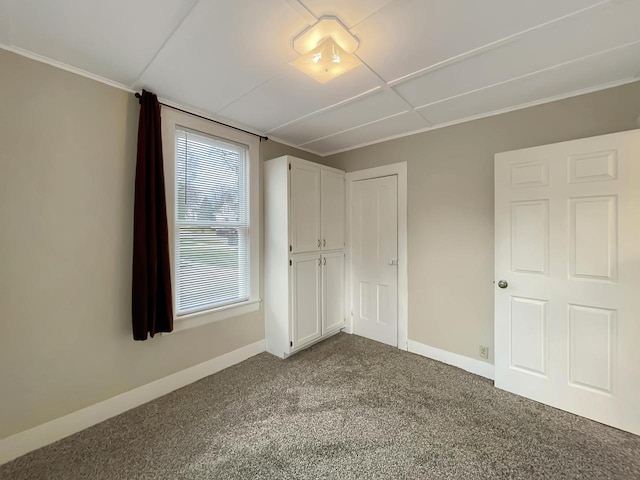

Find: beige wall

[322,81,640,365]
[0,50,312,439]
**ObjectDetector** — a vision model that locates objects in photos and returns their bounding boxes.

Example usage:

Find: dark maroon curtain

[132,90,173,340]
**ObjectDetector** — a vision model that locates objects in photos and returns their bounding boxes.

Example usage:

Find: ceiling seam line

[297,110,409,147]
[415,110,436,125]
[129,0,202,88]
[352,52,433,127]
[293,0,318,21]
[412,39,640,111]
[387,0,612,87]
[214,64,293,115]
[349,0,411,30]
[265,87,381,133]
[281,0,318,24]
[214,0,324,117]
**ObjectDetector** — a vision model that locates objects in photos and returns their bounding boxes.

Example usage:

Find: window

[162,109,259,329]
[175,129,249,314]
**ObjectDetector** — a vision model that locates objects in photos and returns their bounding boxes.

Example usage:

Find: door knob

[498,280,508,289]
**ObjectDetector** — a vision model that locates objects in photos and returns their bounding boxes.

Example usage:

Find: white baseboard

[408,340,495,380]
[0,339,266,465]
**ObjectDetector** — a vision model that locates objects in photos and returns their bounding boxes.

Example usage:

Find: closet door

[291,252,322,349]
[322,251,345,334]
[321,169,345,250]
[290,163,321,253]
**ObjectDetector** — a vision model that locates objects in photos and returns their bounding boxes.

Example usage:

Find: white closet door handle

[389,258,399,265]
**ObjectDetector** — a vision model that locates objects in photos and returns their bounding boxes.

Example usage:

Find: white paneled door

[495,130,640,435]
[290,163,321,253]
[291,252,322,349]
[351,176,398,347]
[322,251,346,334]
[321,169,346,251]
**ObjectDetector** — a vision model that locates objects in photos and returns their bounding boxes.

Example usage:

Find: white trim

[0,340,266,465]
[160,108,261,330]
[316,77,640,157]
[0,44,135,93]
[345,162,408,350]
[408,340,495,380]
[165,299,261,334]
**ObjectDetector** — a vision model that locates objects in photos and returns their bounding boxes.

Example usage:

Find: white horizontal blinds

[175,128,249,315]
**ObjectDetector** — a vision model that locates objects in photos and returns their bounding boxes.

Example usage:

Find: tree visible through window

[175,128,249,314]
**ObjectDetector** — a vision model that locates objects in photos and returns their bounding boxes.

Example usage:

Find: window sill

[162,299,262,335]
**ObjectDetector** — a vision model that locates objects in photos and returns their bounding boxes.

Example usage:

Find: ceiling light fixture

[290,16,361,84]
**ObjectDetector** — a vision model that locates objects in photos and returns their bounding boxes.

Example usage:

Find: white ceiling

[2,0,639,156]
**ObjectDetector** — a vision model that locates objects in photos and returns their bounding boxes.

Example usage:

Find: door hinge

[288,163,291,170]
[289,245,292,252]
[290,341,293,347]
[289,259,292,266]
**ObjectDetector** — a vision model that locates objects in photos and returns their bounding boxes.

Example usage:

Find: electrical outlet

[479,345,489,359]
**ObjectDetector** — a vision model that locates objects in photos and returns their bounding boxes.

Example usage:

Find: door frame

[345,162,408,350]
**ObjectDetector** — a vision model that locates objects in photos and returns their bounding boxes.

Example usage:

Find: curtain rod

[134,92,268,142]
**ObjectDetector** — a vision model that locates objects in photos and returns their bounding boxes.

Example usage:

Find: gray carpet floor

[2,333,639,479]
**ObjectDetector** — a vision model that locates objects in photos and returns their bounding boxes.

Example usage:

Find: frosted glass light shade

[290,37,361,84]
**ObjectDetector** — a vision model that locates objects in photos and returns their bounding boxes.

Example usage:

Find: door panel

[351,175,398,347]
[567,304,615,394]
[290,163,320,253]
[321,169,345,250]
[510,200,548,274]
[510,296,547,376]
[322,251,345,334]
[568,196,617,281]
[291,252,321,348]
[495,129,640,435]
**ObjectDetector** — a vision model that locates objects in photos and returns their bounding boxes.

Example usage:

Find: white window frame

[161,107,260,332]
